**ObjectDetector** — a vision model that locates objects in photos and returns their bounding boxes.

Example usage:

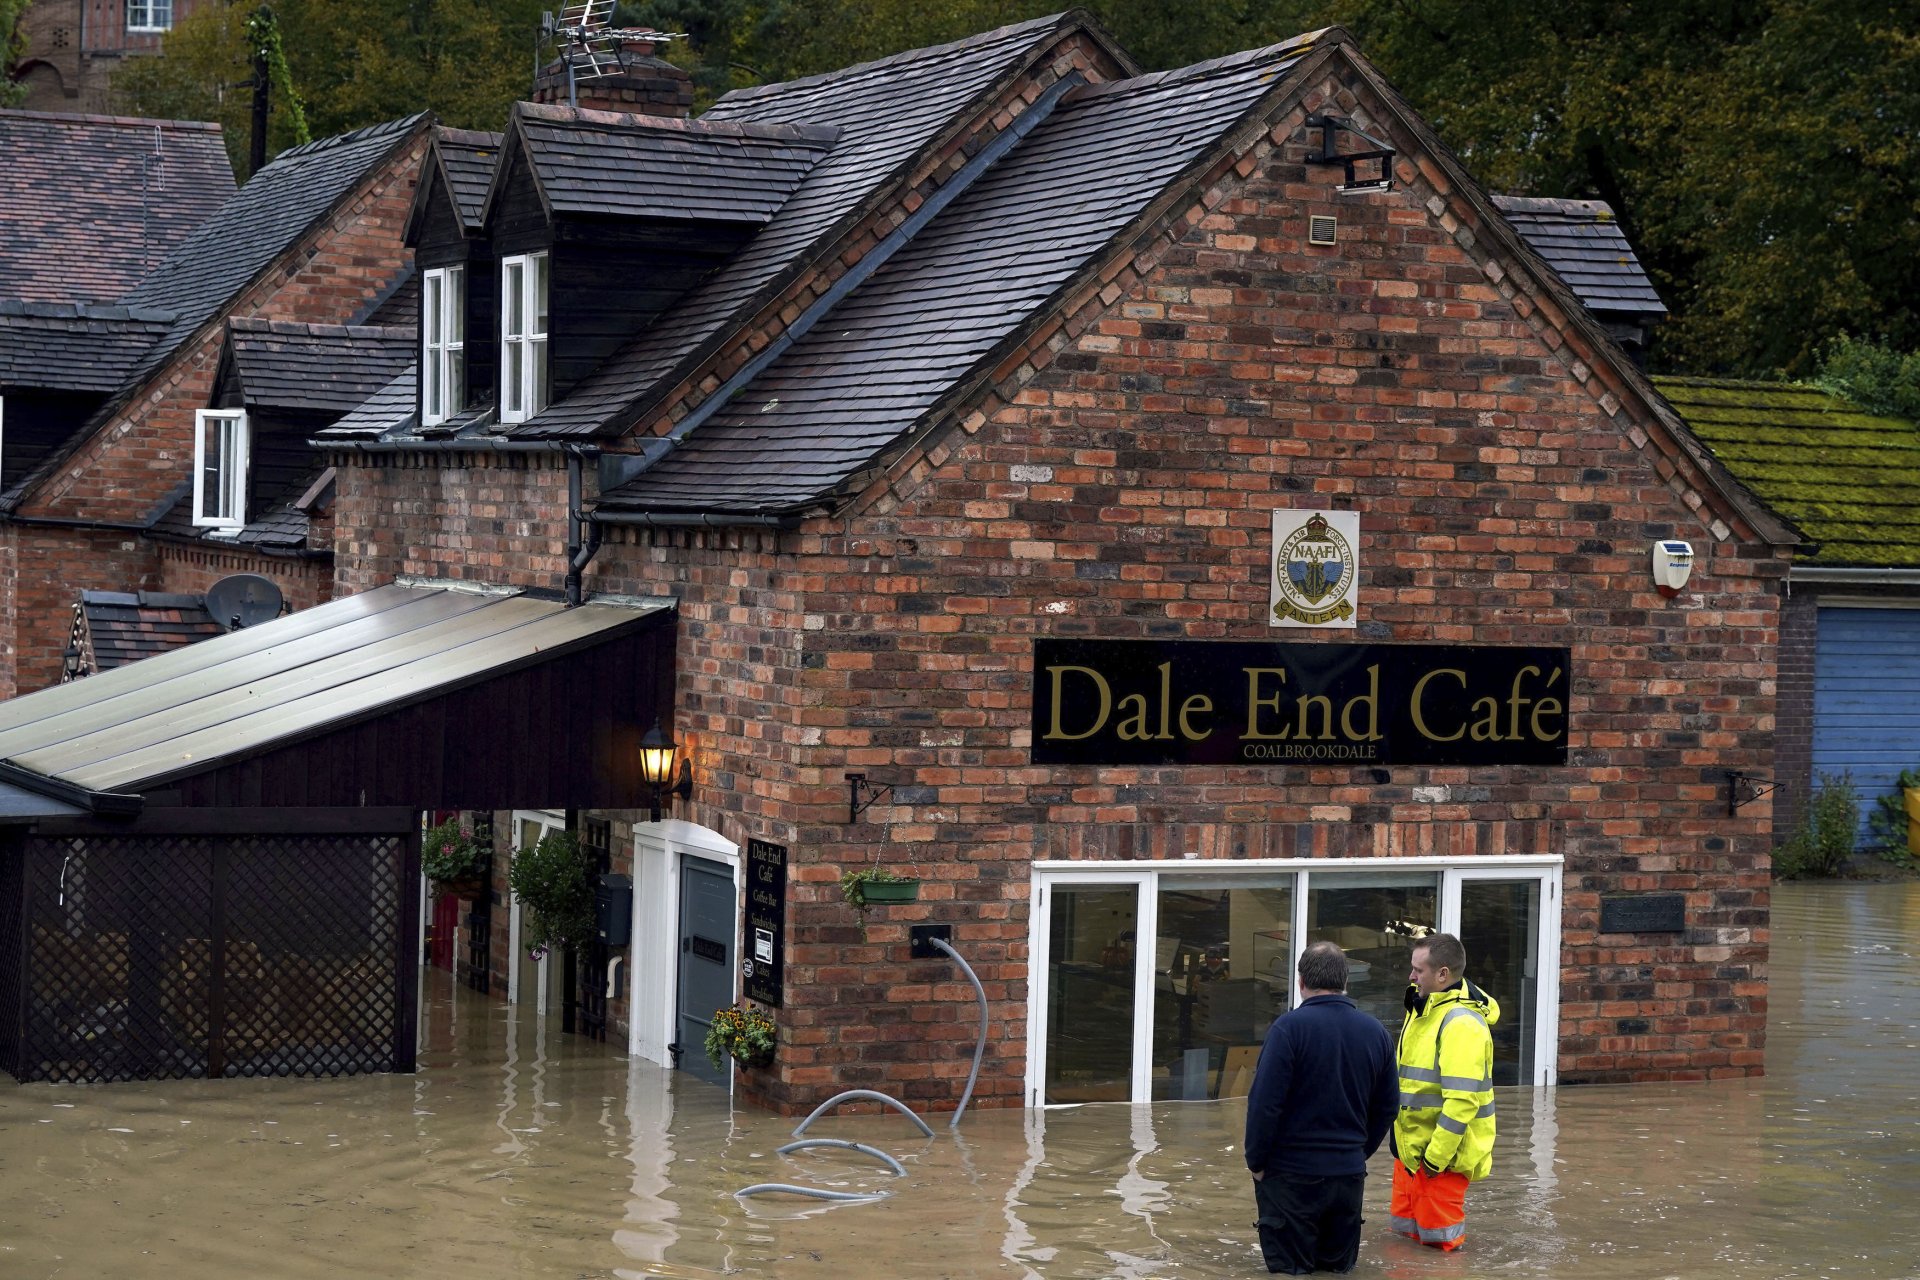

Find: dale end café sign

[1031,639,1571,767]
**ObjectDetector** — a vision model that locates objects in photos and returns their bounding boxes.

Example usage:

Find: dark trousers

[1252,1170,1367,1275]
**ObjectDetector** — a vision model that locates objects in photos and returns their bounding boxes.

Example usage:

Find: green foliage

[507,829,595,954]
[247,8,309,147]
[1774,771,1861,879]
[1864,767,1920,869]
[1,0,32,107]
[420,818,487,884]
[1817,337,1920,421]
[110,4,297,177]
[703,1002,776,1069]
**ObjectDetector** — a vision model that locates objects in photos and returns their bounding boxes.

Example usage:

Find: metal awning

[0,582,675,813]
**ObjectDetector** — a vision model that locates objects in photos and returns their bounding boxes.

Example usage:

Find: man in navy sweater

[1243,940,1398,1274]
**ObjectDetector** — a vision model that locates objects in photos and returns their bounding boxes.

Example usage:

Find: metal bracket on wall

[845,773,894,823]
[1725,770,1781,816]
[909,923,954,959]
[1304,113,1396,192]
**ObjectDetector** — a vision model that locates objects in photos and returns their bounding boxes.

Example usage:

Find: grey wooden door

[676,856,735,1084]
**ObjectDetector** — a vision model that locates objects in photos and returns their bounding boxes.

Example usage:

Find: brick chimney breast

[531,38,694,118]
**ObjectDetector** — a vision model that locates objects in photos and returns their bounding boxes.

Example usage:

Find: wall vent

[1308,215,1338,246]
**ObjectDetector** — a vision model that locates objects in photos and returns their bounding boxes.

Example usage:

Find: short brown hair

[1415,932,1466,977]
[1297,940,1349,992]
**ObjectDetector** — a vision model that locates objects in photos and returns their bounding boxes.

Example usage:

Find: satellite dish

[204,574,284,632]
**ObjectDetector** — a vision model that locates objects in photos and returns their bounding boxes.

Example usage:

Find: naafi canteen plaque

[1270,509,1359,628]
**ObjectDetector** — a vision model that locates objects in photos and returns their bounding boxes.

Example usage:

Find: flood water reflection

[3,882,1917,1277]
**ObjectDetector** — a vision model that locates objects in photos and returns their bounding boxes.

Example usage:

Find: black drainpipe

[565,448,604,607]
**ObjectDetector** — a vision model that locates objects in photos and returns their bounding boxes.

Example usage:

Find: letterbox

[595,873,632,948]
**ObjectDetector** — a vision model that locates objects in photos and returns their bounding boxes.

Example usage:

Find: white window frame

[421,265,465,425]
[1025,854,1563,1106]
[498,252,549,423]
[126,0,173,32]
[191,408,248,531]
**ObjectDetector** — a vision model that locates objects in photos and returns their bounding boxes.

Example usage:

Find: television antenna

[540,2,684,106]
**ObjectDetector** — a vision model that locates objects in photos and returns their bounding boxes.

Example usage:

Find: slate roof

[597,37,1319,515]
[435,127,503,231]
[0,300,175,392]
[71,591,224,674]
[508,104,838,225]
[0,110,235,304]
[319,365,420,440]
[1492,195,1666,317]
[118,116,427,389]
[1657,378,1918,568]
[225,319,417,414]
[506,12,1102,438]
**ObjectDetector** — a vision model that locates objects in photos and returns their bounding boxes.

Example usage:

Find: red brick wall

[1772,589,1817,836]
[11,525,162,693]
[330,60,1784,1107]
[156,542,333,612]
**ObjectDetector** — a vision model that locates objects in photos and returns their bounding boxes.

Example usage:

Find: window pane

[424,357,441,420]
[447,266,464,345]
[221,417,244,521]
[1044,884,1137,1104]
[1304,870,1439,1033]
[504,262,524,338]
[448,348,464,415]
[531,338,548,414]
[504,338,523,414]
[200,417,226,519]
[1458,879,1541,1085]
[533,254,549,335]
[1151,875,1292,1101]
[424,274,441,346]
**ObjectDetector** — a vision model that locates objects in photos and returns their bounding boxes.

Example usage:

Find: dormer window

[193,409,248,530]
[499,252,549,423]
[422,265,465,425]
[126,0,172,31]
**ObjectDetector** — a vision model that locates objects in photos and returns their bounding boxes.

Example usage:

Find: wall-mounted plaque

[742,839,787,1007]
[1032,638,1570,767]
[1271,510,1359,628]
[1599,893,1687,934]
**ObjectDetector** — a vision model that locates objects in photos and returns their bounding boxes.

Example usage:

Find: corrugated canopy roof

[0,582,673,809]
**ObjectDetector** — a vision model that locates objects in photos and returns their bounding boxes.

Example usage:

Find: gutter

[0,759,143,818]
[1790,566,1920,586]
[590,509,801,530]
[4,513,151,533]
[318,437,592,455]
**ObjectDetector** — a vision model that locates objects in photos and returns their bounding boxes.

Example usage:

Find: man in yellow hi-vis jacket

[1388,933,1498,1252]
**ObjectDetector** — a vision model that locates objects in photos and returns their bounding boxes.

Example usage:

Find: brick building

[310,13,1789,1107]
[9,0,213,114]
[0,115,428,696]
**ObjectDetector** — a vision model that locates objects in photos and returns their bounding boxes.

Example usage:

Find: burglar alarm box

[595,873,632,948]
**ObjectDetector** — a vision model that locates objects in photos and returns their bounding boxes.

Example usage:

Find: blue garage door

[1813,606,1920,843]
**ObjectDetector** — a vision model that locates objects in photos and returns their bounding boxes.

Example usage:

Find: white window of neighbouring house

[192,409,248,530]
[1027,855,1562,1106]
[126,0,172,32]
[421,265,465,425]
[499,252,549,423]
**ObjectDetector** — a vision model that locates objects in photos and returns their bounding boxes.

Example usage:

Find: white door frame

[1026,854,1564,1105]
[628,818,740,1069]
[507,809,566,1012]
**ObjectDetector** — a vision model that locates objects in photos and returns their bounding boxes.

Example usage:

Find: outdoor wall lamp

[639,720,693,821]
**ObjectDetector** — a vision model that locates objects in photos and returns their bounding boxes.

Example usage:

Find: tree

[3,0,43,106]
[112,3,308,176]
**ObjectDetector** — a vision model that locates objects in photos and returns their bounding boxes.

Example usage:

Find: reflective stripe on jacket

[1392,978,1498,1182]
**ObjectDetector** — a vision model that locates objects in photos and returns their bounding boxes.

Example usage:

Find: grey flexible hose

[792,1088,934,1138]
[777,1137,907,1176]
[929,937,987,1129]
[734,1182,888,1202]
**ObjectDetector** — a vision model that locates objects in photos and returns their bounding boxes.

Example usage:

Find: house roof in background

[118,115,427,389]
[0,109,235,304]
[225,318,418,414]
[503,12,1102,439]
[1492,195,1667,317]
[507,104,839,226]
[1656,378,1919,566]
[72,590,224,674]
[598,37,1320,515]
[0,300,176,392]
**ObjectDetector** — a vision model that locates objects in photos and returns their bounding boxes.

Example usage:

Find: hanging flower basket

[705,1003,777,1070]
[856,878,920,903]
[840,866,920,921]
[422,819,488,899]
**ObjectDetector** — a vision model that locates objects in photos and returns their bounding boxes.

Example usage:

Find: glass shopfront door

[1029,858,1560,1105]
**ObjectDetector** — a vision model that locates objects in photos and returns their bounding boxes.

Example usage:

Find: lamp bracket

[1305,113,1395,192]
[845,772,895,824]
[1725,770,1780,817]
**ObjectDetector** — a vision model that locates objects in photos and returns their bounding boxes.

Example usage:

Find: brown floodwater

[3,881,1917,1278]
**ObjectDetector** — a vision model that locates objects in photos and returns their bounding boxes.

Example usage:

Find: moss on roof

[1656,377,1920,567]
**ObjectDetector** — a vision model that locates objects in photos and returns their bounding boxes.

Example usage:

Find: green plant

[1864,767,1920,869]
[1816,336,1920,420]
[839,865,914,922]
[507,829,595,954]
[1775,771,1861,879]
[704,1003,776,1070]
[420,818,486,886]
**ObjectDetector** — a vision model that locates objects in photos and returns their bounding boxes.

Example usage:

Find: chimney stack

[532,35,694,118]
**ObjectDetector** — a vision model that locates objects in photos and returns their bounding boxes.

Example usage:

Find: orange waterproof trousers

[1388,1162,1468,1251]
